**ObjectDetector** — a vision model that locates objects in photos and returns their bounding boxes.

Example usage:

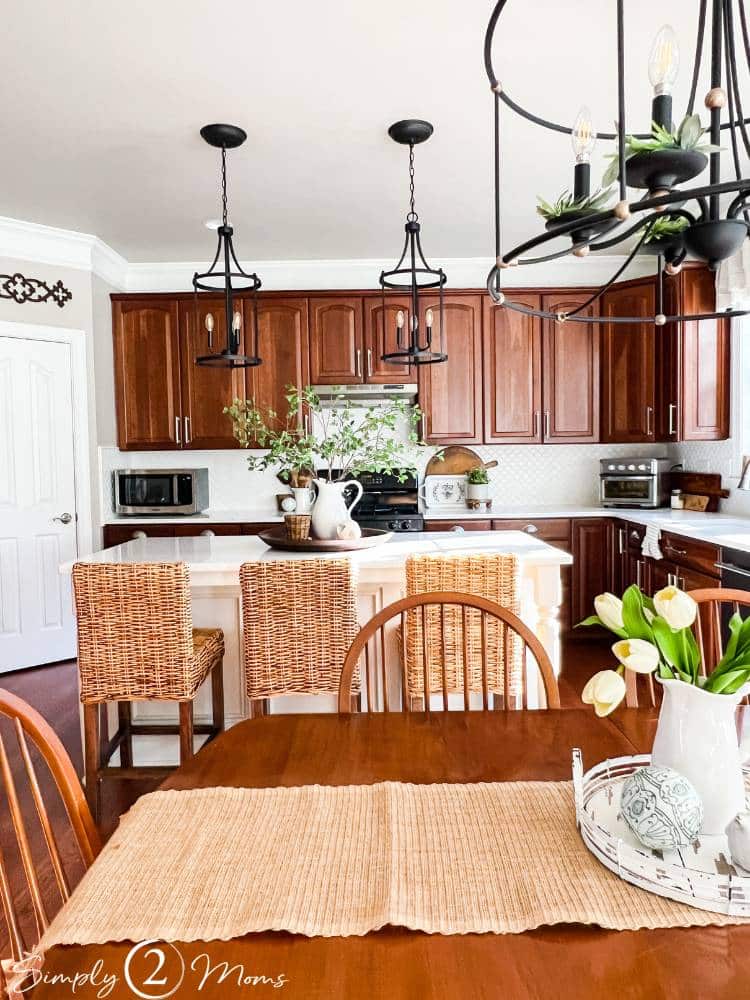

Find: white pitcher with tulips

[578,584,750,835]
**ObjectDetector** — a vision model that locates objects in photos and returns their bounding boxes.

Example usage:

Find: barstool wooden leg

[118,702,133,766]
[211,659,225,734]
[178,701,194,764]
[83,703,101,824]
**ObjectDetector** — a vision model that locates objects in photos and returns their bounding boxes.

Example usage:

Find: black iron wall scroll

[0,271,72,308]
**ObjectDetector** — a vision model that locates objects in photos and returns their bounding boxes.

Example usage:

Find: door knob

[53,512,73,524]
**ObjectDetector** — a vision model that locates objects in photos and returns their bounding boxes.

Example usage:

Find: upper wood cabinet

[418,295,483,444]
[309,297,363,383]
[541,293,600,443]
[659,266,730,441]
[483,294,542,443]
[178,299,245,449]
[113,299,182,450]
[247,297,310,433]
[363,297,413,382]
[601,279,656,443]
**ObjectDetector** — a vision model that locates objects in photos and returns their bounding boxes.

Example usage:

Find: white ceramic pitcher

[310,479,363,540]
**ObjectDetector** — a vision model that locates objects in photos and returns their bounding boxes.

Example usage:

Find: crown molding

[0,215,655,293]
[0,216,128,288]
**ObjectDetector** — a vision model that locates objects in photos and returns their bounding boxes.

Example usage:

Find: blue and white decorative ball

[620,765,703,850]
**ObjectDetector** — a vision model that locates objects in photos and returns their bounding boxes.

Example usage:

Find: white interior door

[0,336,78,671]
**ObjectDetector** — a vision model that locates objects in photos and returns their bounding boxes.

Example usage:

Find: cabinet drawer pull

[636,560,642,588]
[618,528,626,555]
[367,348,373,378]
[451,525,465,534]
[668,402,677,436]
[175,416,182,445]
[356,349,362,378]
[665,544,687,557]
[645,405,653,436]
[184,416,191,444]
[544,410,550,439]
[533,410,540,437]
[524,524,539,534]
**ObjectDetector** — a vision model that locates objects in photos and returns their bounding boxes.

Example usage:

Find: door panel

[363,296,413,382]
[113,299,182,449]
[601,280,656,443]
[679,268,730,441]
[0,337,77,670]
[542,294,599,442]
[309,297,363,383]
[248,297,310,437]
[483,295,542,442]
[418,295,483,444]
[571,519,612,627]
[179,299,245,449]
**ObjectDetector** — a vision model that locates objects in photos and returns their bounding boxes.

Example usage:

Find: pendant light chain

[221,147,229,228]
[407,143,418,222]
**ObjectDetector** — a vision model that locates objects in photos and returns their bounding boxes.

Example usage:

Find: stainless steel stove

[321,469,424,532]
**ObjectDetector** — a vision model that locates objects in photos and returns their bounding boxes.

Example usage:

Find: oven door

[600,475,658,507]
[116,473,183,513]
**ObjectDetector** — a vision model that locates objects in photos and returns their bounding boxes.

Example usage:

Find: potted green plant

[577,584,750,834]
[536,187,616,244]
[640,214,690,260]
[602,114,721,190]
[466,465,490,502]
[226,386,424,538]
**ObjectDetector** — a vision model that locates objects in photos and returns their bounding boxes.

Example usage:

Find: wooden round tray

[258,526,393,553]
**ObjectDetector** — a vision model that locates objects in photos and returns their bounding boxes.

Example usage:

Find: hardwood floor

[0,637,610,957]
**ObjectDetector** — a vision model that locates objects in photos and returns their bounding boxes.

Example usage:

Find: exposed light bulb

[425,308,434,328]
[232,311,242,332]
[571,106,596,162]
[204,313,214,333]
[649,25,680,95]
[396,310,405,329]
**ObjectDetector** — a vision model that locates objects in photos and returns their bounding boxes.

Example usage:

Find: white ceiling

[3,0,734,264]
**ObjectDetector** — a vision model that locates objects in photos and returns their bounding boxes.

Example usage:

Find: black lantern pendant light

[380,120,447,365]
[193,123,262,368]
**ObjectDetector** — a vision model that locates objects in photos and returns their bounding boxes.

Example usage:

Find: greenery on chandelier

[225,385,424,483]
[643,215,690,243]
[535,186,614,222]
[602,114,723,187]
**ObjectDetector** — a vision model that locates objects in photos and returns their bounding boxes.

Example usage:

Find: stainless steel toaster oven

[599,457,672,508]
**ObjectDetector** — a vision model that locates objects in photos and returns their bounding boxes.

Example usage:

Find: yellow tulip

[594,593,624,631]
[612,638,660,674]
[654,586,698,629]
[581,669,627,716]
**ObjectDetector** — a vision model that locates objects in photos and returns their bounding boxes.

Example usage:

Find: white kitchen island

[66,530,572,763]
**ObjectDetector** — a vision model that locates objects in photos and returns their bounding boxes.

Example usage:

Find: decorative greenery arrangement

[602,114,722,187]
[225,385,423,483]
[536,186,614,222]
[643,215,690,243]
[577,584,750,716]
[467,466,489,485]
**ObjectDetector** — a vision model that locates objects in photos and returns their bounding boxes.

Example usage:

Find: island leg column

[518,561,564,709]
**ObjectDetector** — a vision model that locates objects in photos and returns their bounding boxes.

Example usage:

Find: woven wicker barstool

[72,562,225,822]
[405,553,522,710]
[239,559,359,715]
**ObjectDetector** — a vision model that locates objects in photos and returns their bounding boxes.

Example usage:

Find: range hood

[311,384,417,405]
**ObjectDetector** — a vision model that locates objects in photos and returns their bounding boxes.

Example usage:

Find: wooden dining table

[34,708,750,1000]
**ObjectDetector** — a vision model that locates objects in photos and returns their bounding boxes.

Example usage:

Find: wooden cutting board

[668,471,729,512]
[425,446,498,476]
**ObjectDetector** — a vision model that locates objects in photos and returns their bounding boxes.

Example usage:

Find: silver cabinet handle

[356,349,362,378]
[636,560,642,588]
[524,524,539,534]
[715,561,750,579]
[184,416,191,445]
[645,405,653,436]
[175,416,182,446]
[53,512,72,524]
[544,410,550,439]
[618,528,626,555]
[451,525,465,533]
[664,543,687,557]
[366,348,373,378]
[668,402,677,436]
[533,410,540,438]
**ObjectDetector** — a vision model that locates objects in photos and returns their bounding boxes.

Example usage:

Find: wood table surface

[35,710,750,1000]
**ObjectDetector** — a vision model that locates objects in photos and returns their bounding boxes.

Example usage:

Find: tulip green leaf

[621,585,653,641]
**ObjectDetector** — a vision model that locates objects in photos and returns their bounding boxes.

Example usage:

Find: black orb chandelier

[193,123,262,368]
[484,0,750,327]
[379,120,448,364]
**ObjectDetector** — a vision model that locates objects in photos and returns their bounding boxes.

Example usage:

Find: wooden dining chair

[625,587,750,707]
[0,689,101,995]
[240,559,360,715]
[338,591,560,712]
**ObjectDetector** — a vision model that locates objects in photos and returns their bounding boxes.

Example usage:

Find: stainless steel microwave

[114,469,209,516]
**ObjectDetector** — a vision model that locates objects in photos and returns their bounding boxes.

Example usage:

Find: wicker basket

[284,514,311,540]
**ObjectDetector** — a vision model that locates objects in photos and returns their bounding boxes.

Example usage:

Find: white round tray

[572,750,750,916]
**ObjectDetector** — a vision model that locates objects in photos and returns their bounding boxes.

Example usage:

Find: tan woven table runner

[42,782,744,948]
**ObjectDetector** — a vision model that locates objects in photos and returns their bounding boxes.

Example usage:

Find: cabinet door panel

[679,268,730,440]
[483,295,542,442]
[418,296,483,444]
[363,297,413,382]
[542,294,599,442]
[113,300,182,450]
[178,299,245,449]
[247,297,310,435]
[571,519,612,626]
[601,281,656,443]
[309,298,363,383]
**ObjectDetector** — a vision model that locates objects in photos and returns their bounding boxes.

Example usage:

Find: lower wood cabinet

[571,519,612,628]
[102,522,275,548]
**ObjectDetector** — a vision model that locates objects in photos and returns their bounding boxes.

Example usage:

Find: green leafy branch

[602,114,723,187]
[536,186,614,222]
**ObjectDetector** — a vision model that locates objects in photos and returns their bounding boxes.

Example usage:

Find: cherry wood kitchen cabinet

[363,296,413,382]
[113,299,182,450]
[483,294,542,442]
[541,293,600,443]
[601,279,656,443]
[178,299,245,449]
[418,295,483,444]
[571,518,613,628]
[308,297,363,383]
[658,265,730,441]
[247,297,310,434]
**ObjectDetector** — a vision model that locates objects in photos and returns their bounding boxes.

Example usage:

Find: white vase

[651,679,750,835]
[291,487,314,514]
[311,479,363,540]
[467,482,489,502]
